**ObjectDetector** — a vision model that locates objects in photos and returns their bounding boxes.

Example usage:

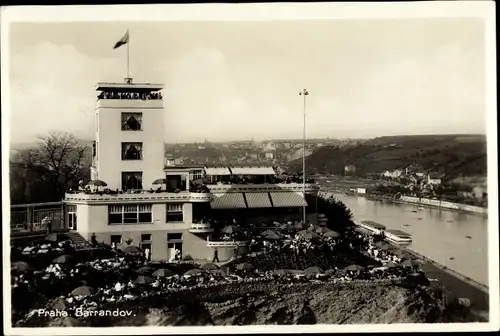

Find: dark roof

[164,164,205,170]
[360,220,386,229]
[386,229,411,237]
[96,82,163,91]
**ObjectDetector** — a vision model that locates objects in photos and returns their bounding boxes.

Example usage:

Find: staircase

[65,231,91,247]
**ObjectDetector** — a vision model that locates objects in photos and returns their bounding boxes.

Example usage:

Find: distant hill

[288,134,487,179]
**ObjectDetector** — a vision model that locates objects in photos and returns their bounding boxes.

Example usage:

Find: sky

[8,18,487,143]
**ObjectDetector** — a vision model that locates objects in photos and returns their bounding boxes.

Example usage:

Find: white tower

[92,81,165,191]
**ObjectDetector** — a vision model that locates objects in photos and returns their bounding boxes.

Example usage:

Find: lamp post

[299,89,309,224]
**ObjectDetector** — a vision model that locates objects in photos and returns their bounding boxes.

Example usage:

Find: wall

[96,99,165,191]
[74,201,210,261]
[399,196,487,215]
[183,231,214,260]
[75,204,91,239]
[76,202,192,234]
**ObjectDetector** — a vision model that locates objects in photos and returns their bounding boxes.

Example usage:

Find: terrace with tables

[11,218,430,327]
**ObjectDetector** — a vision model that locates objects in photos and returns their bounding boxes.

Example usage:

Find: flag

[113,30,129,49]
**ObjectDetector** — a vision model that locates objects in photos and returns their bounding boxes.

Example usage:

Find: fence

[10,202,66,233]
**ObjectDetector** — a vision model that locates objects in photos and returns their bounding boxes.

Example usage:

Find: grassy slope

[289,134,487,178]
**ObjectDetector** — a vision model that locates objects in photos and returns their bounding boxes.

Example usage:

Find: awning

[245,192,272,208]
[211,193,247,209]
[270,192,307,208]
[204,167,232,176]
[230,167,276,175]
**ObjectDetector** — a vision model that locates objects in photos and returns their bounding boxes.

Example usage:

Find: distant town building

[356,188,366,195]
[472,185,487,199]
[344,165,356,176]
[427,173,442,186]
[265,152,275,160]
[382,170,403,179]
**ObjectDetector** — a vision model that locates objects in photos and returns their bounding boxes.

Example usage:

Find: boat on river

[356,220,412,244]
[357,220,386,234]
[385,229,412,244]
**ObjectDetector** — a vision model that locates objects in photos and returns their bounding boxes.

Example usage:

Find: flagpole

[124,30,131,84]
[127,29,130,82]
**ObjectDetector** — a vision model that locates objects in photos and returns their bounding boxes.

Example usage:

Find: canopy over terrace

[204,165,278,184]
[229,166,276,175]
[210,191,308,211]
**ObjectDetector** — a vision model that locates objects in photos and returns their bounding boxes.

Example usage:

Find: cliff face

[35,283,478,327]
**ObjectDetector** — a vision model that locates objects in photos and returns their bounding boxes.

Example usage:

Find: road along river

[327,193,489,287]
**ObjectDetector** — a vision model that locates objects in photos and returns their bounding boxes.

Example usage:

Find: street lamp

[299,89,309,224]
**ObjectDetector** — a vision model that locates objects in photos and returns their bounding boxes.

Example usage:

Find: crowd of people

[66,182,210,195]
[97,91,162,100]
[207,174,316,186]
[12,217,428,325]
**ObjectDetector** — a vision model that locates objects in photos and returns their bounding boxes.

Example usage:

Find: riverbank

[353,226,489,320]
[320,190,487,216]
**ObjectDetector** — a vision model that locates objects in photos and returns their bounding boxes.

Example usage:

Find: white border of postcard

[1,1,498,335]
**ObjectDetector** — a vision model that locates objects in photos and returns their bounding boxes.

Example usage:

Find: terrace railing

[64,190,211,203]
[206,237,249,248]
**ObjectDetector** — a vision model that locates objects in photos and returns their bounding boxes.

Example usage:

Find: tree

[15,132,90,202]
[316,195,354,233]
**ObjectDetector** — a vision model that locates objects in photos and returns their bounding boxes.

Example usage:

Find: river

[328,193,489,286]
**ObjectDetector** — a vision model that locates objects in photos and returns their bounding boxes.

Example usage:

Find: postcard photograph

[2,2,498,334]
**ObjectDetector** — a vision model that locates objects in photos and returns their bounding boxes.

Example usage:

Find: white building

[66,80,213,261]
[382,169,403,179]
[64,78,321,262]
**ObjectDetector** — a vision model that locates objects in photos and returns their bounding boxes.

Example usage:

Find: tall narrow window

[122,172,143,190]
[67,205,77,230]
[121,112,143,131]
[122,142,143,160]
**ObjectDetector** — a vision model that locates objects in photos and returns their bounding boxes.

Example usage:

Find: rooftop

[96,82,163,91]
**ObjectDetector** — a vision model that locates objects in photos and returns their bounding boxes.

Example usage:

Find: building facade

[64,79,321,262]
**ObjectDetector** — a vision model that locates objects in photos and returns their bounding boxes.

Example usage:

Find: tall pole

[127,33,130,80]
[126,29,132,84]
[299,89,309,224]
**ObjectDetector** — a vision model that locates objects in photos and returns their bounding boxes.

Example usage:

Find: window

[108,204,152,224]
[122,142,143,160]
[167,233,183,240]
[122,172,143,190]
[121,112,143,131]
[141,234,152,242]
[110,235,122,244]
[190,170,203,181]
[68,205,77,230]
[166,203,184,222]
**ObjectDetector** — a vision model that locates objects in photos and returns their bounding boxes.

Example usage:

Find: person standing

[144,248,151,262]
[91,233,97,246]
[212,248,220,263]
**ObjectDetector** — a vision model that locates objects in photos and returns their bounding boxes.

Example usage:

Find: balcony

[188,223,214,234]
[206,237,249,248]
[207,183,320,194]
[97,99,163,110]
[64,190,211,204]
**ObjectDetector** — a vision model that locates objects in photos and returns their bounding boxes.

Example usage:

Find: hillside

[19,281,479,327]
[289,134,487,178]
